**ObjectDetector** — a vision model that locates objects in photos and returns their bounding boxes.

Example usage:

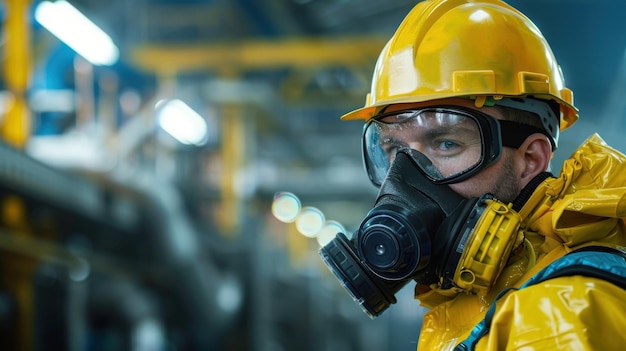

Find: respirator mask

[318,105,546,318]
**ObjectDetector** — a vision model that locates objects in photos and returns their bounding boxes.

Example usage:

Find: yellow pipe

[131,36,388,73]
[1,0,34,347]
[2,0,32,148]
[1,195,35,351]
[219,103,245,236]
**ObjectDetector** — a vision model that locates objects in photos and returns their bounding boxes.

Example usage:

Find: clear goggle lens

[363,107,500,186]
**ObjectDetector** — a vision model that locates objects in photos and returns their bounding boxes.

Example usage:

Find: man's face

[380,98,523,203]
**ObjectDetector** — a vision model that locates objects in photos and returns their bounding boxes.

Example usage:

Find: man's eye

[436,140,460,151]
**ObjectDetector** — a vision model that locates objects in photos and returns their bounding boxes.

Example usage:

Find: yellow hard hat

[342,0,578,131]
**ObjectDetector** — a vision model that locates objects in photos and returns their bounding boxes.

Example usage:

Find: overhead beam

[130,36,388,74]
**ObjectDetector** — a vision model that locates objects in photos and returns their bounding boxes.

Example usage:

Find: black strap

[498,119,548,149]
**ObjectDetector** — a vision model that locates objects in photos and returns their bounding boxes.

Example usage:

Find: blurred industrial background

[0,0,624,350]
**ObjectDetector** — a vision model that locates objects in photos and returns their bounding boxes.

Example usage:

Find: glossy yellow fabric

[476,276,626,350]
[416,134,626,350]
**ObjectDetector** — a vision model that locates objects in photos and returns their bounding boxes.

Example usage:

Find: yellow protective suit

[416,134,626,351]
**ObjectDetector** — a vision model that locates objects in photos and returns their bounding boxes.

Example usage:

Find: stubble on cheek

[448,151,521,203]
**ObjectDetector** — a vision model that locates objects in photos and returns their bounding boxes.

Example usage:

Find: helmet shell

[342,0,578,130]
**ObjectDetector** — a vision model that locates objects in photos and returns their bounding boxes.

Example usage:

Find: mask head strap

[486,97,559,150]
[497,120,547,149]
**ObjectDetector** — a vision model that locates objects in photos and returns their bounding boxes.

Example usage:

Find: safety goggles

[362,106,543,186]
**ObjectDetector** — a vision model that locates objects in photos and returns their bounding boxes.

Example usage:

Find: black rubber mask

[320,148,477,317]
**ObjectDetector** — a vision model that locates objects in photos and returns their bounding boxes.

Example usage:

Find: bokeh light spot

[271,192,301,223]
[295,207,325,238]
[317,220,346,247]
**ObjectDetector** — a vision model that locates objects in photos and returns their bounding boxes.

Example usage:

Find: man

[319,0,626,349]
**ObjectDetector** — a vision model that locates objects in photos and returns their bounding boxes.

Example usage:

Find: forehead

[382,98,506,120]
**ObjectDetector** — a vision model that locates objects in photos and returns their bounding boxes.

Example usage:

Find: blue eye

[437,140,460,151]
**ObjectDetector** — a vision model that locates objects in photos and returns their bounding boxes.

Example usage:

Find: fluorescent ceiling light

[35,0,119,66]
[156,99,208,146]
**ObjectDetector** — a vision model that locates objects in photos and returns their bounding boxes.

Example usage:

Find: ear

[515,134,552,187]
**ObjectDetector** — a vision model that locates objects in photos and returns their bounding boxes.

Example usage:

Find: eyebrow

[414,126,467,142]
[424,124,477,138]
